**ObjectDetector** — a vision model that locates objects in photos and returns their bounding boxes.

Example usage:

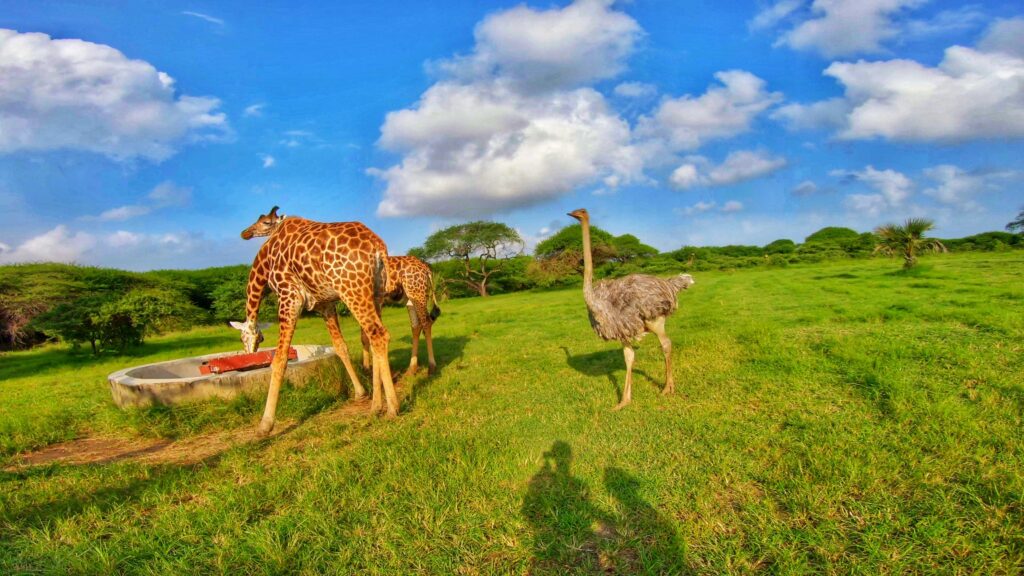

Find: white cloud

[977,17,1024,58]
[721,200,744,213]
[439,0,642,91]
[922,164,1016,208]
[0,225,96,264]
[147,180,192,207]
[260,154,276,168]
[95,205,152,222]
[832,165,912,205]
[842,193,889,217]
[777,0,925,58]
[671,150,787,189]
[749,0,803,31]
[637,70,782,151]
[83,180,191,221]
[243,103,266,118]
[0,29,230,161]
[182,11,225,26]
[371,0,646,218]
[373,81,642,217]
[771,97,848,131]
[613,81,657,99]
[793,180,819,195]
[903,6,988,39]
[677,200,717,216]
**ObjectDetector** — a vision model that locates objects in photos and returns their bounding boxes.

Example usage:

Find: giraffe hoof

[427,364,437,376]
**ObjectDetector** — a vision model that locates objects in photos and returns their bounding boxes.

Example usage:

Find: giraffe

[233,206,401,436]
[359,255,441,376]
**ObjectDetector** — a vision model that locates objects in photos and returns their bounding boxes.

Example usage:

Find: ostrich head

[228,320,269,353]
[241,206,284,240]
[567,208,589,222]
[677,274,695,289]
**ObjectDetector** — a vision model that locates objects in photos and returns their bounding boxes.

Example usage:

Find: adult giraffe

[233,206,400,435]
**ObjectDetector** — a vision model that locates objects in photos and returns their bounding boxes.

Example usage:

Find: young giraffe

[360,255,441,376]
[234,206,401,435]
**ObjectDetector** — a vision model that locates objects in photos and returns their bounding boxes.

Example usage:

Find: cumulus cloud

[439,0,642,91]
[0,225,96,264]
[0,29,230,161]
[260,154,276,168]
[903,6,988,39]
[779,22,1024,142]
[371,0,646,218]
[776,0,925,58]
[922,164,1017,208]
[842,193,889,217]
[832,165,912,205]
[94,205,152,222]
[671,150,787,189]
[181,11,224,26]
[637,71,782,151]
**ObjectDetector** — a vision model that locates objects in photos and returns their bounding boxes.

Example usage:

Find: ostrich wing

[588,274,680,342]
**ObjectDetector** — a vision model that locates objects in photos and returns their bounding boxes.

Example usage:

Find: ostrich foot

[255,418,275,438]
[662,383,675,396]
[612,399,631,411]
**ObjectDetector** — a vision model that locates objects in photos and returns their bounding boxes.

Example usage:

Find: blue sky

[0,0,1022,270]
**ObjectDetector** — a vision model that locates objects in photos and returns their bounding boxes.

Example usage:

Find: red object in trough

[199,347,299,375]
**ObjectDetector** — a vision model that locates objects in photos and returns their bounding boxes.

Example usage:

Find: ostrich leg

[615,345,636,411]
[646,317,674,395]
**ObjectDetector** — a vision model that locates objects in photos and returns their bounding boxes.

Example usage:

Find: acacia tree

[420,221,523,297]
[874,218,947,269]
[1008,207,1024,234]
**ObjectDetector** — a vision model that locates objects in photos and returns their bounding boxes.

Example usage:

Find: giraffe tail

[375,250,396,298]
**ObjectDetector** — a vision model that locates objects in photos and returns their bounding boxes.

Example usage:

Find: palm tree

[1007,207,1024,234]
[873,218,946,269]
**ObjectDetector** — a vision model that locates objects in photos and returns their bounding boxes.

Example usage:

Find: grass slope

[1,252,1022,574]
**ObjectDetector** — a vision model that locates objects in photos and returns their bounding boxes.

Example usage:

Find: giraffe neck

[245,249,271,323]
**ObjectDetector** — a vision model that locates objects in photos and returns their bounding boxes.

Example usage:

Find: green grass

[2,252,1023,574]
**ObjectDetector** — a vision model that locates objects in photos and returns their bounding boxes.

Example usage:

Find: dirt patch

[6,379,414,470]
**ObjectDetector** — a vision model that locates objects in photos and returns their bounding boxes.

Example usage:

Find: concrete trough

[108,345,339,408]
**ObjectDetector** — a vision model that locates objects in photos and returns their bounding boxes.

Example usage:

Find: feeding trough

[108,345,339,408]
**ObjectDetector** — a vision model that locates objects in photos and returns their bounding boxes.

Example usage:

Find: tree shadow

[0,334,234,382]
[0,451,226,530]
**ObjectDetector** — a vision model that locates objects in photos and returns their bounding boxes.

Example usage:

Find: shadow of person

[604,467,692,575]
[521,441,606,574]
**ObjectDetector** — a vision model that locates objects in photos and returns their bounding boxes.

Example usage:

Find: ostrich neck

[580,217,594,299]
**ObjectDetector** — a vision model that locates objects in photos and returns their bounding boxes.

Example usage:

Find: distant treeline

[1,227,1020,352]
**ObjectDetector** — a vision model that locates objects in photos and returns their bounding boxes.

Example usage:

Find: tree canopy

[805,227,860,243]
[420,221,524,297]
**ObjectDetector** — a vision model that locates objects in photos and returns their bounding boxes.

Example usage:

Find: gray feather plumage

[585,273,694,343]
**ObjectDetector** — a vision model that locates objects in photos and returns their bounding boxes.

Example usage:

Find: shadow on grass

[560,347,654,404]
[0,334,234,382]
[521,441,692,575]
[0,452,225,530]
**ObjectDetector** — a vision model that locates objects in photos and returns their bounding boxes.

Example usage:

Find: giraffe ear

[228,321,245,330]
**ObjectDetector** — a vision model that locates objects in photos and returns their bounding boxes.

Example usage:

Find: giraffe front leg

[320,305,365,399]
[257,295,301,437]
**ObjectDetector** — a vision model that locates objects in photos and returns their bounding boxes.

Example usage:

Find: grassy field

[1,252,1022,574]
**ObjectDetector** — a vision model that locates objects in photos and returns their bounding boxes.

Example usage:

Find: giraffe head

[228,320,269,353]
[241,206,284,240]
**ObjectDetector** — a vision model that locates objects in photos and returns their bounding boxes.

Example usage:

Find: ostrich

[567,208,694,410]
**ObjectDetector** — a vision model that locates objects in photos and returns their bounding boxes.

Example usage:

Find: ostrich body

[568,208,694,410]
